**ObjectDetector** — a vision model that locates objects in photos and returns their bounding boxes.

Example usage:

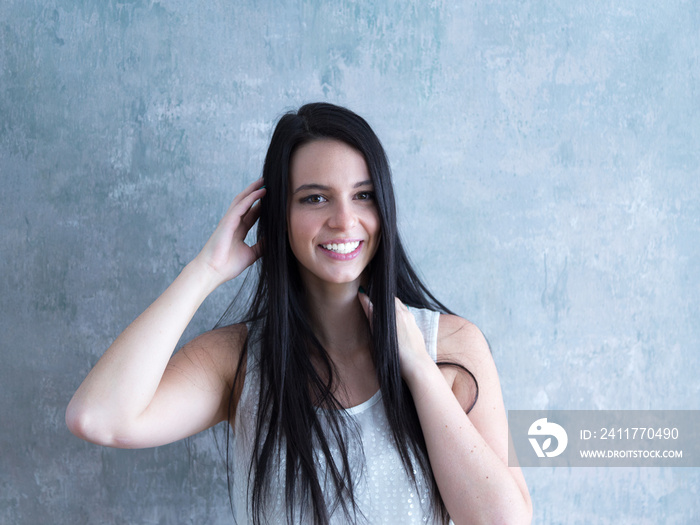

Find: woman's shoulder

[436,314,490,363]
[435,314,492,410]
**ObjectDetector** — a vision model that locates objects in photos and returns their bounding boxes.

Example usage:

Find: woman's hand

[193,177,266,286]
[392,298,435,380]
[356,293,432,380]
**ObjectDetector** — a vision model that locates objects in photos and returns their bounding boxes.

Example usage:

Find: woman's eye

[301,194,326,204]
[356,191,375,201]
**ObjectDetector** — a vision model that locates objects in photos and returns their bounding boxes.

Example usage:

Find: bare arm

[66,179,266,448]
[358,295,532,525]
[408,312,531,524]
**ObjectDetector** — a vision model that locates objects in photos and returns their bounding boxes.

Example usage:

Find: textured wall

[2,1,699,523]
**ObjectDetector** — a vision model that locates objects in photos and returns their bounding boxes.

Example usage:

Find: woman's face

[287,139,381,289]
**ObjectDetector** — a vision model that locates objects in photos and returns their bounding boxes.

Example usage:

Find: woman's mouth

[320,240,361,254]
[318,240,363,260]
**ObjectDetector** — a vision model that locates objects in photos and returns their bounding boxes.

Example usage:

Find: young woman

[66,103,532,524]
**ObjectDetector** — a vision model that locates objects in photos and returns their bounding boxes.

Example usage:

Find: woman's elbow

[66,401,101,443]
[65,400,125,447]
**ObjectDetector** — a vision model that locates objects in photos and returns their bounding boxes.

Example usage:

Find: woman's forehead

[289,139,370,188]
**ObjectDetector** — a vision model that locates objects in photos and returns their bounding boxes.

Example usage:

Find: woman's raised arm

[65,178,266,448]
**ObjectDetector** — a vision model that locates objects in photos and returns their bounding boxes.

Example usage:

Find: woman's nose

[327,201,357,230]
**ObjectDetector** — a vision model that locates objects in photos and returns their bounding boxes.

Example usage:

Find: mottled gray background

[2,1,699,523]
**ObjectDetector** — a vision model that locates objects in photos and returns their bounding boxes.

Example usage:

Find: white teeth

[321,241,361,254]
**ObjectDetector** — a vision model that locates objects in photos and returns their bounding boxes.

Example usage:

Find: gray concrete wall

[2,1,698,523]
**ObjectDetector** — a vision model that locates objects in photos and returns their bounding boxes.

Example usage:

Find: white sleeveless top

[231,308,444,524]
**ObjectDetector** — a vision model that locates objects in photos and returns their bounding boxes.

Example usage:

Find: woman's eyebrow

[292,180,373,194]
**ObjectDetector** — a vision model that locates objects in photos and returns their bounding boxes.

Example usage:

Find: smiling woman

[66,103,532,524]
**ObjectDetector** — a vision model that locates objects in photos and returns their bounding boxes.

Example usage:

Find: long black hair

[221,103,477,524]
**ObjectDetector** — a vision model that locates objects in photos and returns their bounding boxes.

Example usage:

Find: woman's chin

[304,271,363,288]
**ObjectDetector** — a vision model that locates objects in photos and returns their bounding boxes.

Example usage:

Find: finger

[357,291,374,330]
[231,185,266,217]
[239,199,263,233]
[219,186,266,233]
[358,291,371,318]
[232,177,265,205]
[394,297,410,316]
[250,236,265,260]
[230,209,259,246]
[223,178,265,219]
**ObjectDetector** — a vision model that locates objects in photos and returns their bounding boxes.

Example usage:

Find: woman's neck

[303,280,379,407]
[303,281,371,361]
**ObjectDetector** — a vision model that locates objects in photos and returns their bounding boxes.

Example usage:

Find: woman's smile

[318,239,364,259]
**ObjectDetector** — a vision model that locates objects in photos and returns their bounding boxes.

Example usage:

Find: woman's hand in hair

[392,298,435,382]
[193,178,266,287]
[356,293,433,380]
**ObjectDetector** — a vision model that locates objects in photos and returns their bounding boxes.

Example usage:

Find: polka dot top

[231,308,445,524]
